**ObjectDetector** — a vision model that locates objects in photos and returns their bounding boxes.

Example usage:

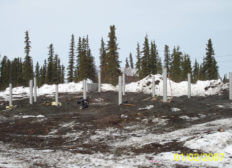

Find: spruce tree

[86,41,97,82]
[164,45,171,74]
[181,54,192,80]
[105,25,120,85]
[170,47,182,82]
[23,31,33,86]
[140,35,150,78]
[149,41,158,74]
[75,37,82,81]
[199,64,205,80]
[129,53,134,68]
[53,54,59,83]
[192,59,200,83]
[0,56,9,89]
[135,43,142,77]
[67,34,75,82]
[100,38,107,82]
[11,58,23,86]
[61,65,65,83]
[125,58,129,68]
[78,37,88,80]
[35,62,41,86]
[57,58,62,83]
[47,44,54,84]
[157,57,163,74]
[42,60,48,85]
[7,59,11,83]
[202,39,218,80]
[223,74,228,83]
[76,36,96,81]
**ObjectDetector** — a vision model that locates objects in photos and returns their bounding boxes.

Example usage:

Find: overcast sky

[0,0,231,76]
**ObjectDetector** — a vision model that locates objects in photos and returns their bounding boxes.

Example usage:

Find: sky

[0,0,232,77]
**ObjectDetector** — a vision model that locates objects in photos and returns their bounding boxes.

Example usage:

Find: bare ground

[0,90,231,167]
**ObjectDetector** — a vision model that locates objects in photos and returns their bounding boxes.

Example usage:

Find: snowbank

[0,74,227,100]
[125,74,227,96]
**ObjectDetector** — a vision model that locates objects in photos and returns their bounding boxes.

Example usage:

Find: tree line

[0,31,65,90]
[0,25,220,90]
[132,36,219,83]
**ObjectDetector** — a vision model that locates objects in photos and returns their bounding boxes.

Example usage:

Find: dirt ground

[0,90,232,168]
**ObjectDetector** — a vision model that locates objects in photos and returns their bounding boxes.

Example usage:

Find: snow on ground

[216,103,232,109]
[111,118,232,148]
[0,74,227,101]
[1,118,232,167]
[13,115,45,118]
[138,105,154,110]
[171,107,181,112]
[0,142,153,168]
[126,74,227,96]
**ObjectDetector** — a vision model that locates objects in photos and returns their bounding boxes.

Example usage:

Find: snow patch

[138,105,154,110]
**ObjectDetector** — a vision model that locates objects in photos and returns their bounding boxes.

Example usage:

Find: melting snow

[138,105,154,110]
[0,75,227,100]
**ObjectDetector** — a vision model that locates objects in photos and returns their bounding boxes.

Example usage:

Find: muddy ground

[0,90,232,168]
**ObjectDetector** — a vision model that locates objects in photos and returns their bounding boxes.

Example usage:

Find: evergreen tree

[129,53,134,68]
[199,64,205,80]
[100,38,107,82]
[75,37,82,81]
[170,47,182,82]
[53,54,59,83]
[86,40,97,82]
[47,44,54,84]
[35,62,41,86]
[135,43,142,77]
[11,58,23,86]
[125,58,129,68]
[61,65,65,83]
[140,35,150,78]
[76,36,96,81]
[164,45,171,74]
[57,58,62,83]
[0,56,9,89]
[192,59,200,83]
[42,60,47,85]
[149,41,158,74]
[181,54,192,80]
[157,57,163,74]
[7,59,11,83]
[105,25,120,85]
[22,31,33,85]
[67,34,75,82]
[202,39,218,80]
[223,74,228,83]
[78,37,88,80]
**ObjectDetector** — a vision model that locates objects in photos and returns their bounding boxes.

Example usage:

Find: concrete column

[229,72,232,100]
[29,80,33,104]
[83,80,87,100]
[188,73,191,99]
[122,70,125,95]
[163,67,167,102]
[98,71,101,92]
[34,77,37,102]
[152,76,156,97]
[118,76,122,105]
[9,83,12,106]
[55,84,58,106]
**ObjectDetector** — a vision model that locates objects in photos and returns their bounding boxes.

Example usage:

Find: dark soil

[0,90,232,168]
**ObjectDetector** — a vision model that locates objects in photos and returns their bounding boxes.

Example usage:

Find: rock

[218,128,224,132]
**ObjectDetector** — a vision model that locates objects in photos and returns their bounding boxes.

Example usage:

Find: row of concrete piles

[117,69,232,105]
[7,70,232,108]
